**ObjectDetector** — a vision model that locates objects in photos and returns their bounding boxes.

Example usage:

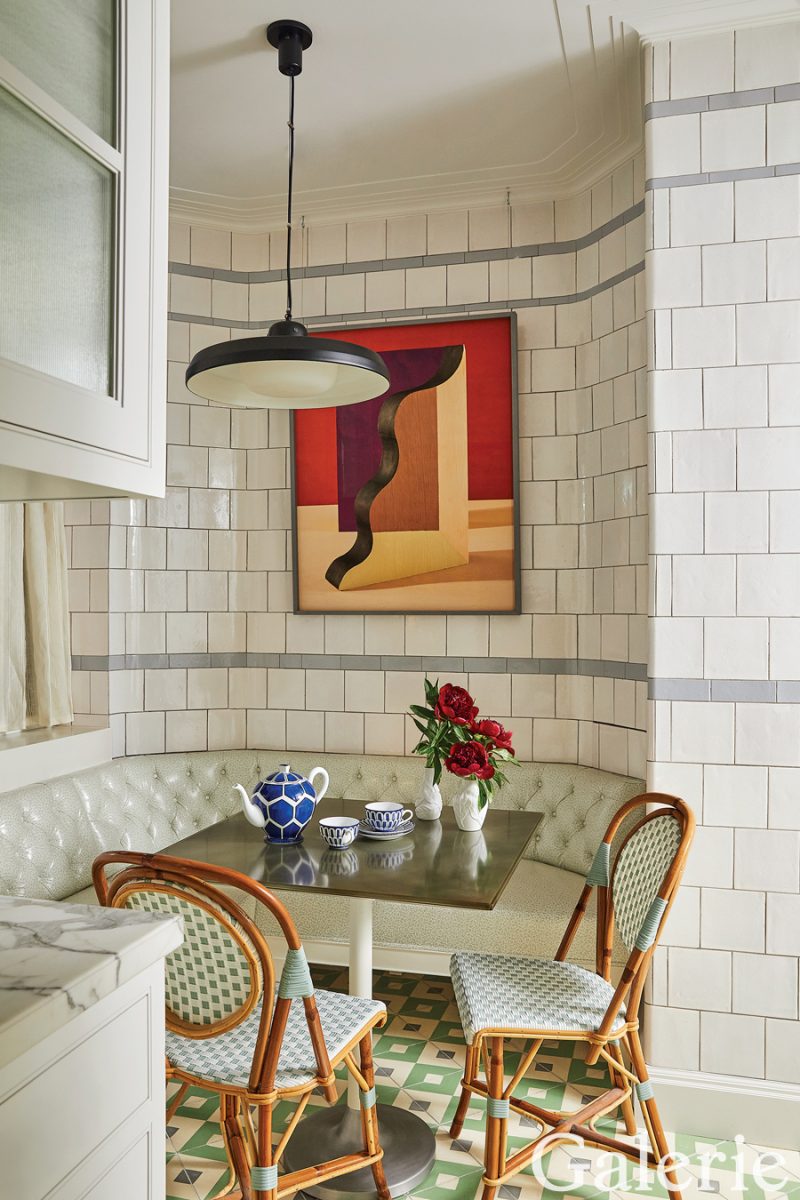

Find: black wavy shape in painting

[325,345,464,590]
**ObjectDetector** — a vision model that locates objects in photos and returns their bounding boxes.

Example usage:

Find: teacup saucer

[357,819,415,841]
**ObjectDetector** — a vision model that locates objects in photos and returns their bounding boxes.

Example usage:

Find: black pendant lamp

[185,20,389,410]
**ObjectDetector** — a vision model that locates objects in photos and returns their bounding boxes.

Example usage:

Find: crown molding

[168,134,644,232]
[596,0,800,42]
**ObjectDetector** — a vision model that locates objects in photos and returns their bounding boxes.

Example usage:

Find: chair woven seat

[451,950,625,1044]
[166,988,385,1091]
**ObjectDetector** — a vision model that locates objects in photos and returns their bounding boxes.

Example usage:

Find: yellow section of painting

[296,500,514,612]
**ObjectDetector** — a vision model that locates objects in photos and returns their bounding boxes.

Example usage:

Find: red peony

[435,683,478,726]
[472,718,514,754]
[445,740,495,781]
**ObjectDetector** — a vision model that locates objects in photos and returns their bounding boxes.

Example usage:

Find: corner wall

[66,159,647,776]
[644,19,800,1091]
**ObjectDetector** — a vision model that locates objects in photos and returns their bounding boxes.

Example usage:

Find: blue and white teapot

[236,763,329,844]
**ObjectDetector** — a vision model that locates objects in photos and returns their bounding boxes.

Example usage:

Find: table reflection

[163,799,539,912]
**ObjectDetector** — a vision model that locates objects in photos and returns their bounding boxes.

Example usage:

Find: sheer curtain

[0,504,25,731]
[0,501,73,733]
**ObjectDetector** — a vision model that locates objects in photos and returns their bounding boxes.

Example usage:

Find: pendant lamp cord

[285,72,296,321]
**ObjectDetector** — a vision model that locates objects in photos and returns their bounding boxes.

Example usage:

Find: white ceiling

[169,0,800,229]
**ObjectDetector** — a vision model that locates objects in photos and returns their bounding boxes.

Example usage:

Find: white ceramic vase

[415,766,443,820]
[452,780,488,831]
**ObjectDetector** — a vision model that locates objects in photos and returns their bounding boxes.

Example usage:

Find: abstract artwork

[291,315,518,613]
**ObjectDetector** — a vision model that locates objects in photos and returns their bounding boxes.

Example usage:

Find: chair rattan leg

[450,1042,478,1138]
[253,1103,276,1200]
[481,1037,506,1200]
[359,1033,391,1200]
[608,1043,637,1136]
[627,1031,682,1200]
[222,1094,253,1200]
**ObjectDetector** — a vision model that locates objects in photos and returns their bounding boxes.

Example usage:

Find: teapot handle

[309,766,329,804]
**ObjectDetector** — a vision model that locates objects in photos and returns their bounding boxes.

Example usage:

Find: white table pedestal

[283,897,436,1198]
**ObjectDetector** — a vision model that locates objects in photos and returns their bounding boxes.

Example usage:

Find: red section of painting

[293,316,513,504]
[293,406,338,506]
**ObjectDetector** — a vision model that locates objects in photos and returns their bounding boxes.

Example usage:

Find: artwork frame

[289,312,520,616]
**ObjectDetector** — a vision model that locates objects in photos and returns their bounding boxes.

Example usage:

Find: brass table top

[161,798,542,911]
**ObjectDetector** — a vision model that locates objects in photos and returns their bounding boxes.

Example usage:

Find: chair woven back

[611,812,683,951]
[114,879,263,1036]
[92,850,333,1094]
[564,793,694,1025]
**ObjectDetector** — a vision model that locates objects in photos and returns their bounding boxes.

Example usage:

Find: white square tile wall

[645,19,800,1085]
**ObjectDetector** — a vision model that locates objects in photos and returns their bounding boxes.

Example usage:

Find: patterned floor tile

[166,969,797,1200]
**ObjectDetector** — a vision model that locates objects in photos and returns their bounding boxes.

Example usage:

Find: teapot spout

[237,783,266,828]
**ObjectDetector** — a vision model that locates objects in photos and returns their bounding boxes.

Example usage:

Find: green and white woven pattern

[450,951,625,1045]
[165,988,385,1090]
[612,814,682,951]
[121,887,260,1026]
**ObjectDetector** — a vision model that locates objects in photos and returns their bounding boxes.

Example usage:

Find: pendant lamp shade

[183,21,389,411]
[185,322,390,409]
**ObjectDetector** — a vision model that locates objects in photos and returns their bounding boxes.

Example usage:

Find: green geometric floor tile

[398,995,452,1022]
[410,1160,485,1200]
[374,972,422,998]
[404,1061,467,1097]
[374,1031,429,1063]
[432,1017,470,1044]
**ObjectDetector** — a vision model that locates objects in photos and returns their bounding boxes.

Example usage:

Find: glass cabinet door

[0,1,169,498]
[0,0,117,399]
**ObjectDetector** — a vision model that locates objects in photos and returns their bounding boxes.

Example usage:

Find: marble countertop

[0,895,183,1070]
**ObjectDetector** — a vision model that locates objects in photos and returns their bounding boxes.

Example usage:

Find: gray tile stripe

[167,261,645,332]
[646,161,800,191]
[168,200,645,285]
[72,653,646,681]
[645,81,800,121]
[648,678,800,702]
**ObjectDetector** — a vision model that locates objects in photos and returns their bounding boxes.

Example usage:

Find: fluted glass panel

[0,87,115,395]
[0,0,116,144]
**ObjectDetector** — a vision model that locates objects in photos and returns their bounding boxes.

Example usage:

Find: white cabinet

[0,1,169,500]
[0,960,168,1200]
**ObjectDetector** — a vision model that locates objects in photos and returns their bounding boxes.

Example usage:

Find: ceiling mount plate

[266,19,313,75]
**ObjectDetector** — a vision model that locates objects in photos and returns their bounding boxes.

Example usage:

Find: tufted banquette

[0,751,643,970]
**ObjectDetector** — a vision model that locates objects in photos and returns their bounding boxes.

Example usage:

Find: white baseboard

[270,934,800,1151]
[648,1066,800,1151]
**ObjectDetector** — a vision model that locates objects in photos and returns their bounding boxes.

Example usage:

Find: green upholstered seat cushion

[165,988,384,1091]
[450,950,625,1044]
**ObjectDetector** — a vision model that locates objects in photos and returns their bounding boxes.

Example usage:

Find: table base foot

[283,1103,436,1199]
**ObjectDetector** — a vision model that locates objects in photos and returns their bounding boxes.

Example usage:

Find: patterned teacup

[319,816,360,849]
[363,801,413,833]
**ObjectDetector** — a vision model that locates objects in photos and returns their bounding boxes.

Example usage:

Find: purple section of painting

[335,346,446,532]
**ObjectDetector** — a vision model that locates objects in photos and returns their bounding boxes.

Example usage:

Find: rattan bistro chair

[448,793,694,1200]
[92,851,390,1200]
